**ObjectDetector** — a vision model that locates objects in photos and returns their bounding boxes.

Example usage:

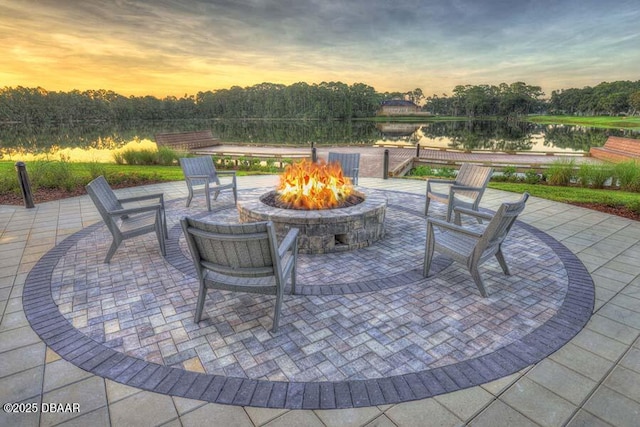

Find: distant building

[378,99,420,115]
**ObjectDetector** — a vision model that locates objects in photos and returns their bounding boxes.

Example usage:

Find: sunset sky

[1,0,639,99]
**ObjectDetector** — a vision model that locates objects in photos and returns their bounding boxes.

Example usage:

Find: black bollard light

[312,147,317,163]
[15,161,35,208]
[416,143,421,158]
[383,149,389,179]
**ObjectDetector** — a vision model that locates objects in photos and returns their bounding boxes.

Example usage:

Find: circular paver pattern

[23,188,594,409]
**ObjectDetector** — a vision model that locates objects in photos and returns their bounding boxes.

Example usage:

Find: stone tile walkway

[2,175,640,426]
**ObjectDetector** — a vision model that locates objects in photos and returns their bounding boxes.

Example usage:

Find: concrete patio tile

[549,342,614,382]
[480,372,522,396]
[263,410,325,427]
[570,329,629,362]
[172,396,208,415]
[363,414,397,427]
[54,406,110,427]
[4,296,25,315]
[525,359,597,406]
[586,314,640,345]
[385,398,462,427]
[245,407,289,426]
[105,378,142,403]
[315,406,382,427]
[565,409,614,427]
[0,396,41,427]
[468,400,537,427]
[603,366,640,403]
[179,402,253,427]
[434,386,494,421]
[40,376,107,427]
[0,342,45,378]
[0,307,29,332]
[590,275,628,294]
[594,287,617,306]
[608,293,640,313]
[43,358,94,392]
[109,390,178,427]
[620,346,640,373]
[584,386,640,427]
[597,302,640,330]
[501,377,576,427]
[0,365,44,404]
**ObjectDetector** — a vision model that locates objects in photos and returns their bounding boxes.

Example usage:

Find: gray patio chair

[423,192,529,297]
[181,217,299,333]
[425,163,493,221]
[86,176,167,263]
[179,156,237,211]
[328,152,360,185]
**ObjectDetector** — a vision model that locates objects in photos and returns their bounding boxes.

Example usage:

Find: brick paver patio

[2,176,640,426]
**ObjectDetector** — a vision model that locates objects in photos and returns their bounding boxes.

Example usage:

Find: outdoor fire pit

[238,159,386,254]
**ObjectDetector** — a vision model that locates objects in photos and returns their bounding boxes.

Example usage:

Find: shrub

[628,199,640,215]
[410,165,434,176]
[29,160,79,191]
[577,164,614,189]
[438,167,456,178]
[121,148,157,165]
[523,170,541,184]
[86,161,107,180]
[614,161,640,192]
[546,159,576,186]
[156,146,181,166]
[502,165,517,181]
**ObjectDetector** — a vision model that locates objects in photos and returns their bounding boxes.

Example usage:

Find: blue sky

[1,0,638,98]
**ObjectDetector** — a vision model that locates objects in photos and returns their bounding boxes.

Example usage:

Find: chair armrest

[185,174,211,180]
[216,171,237,176]
[118,193,165,205]
[427,217,483,238]
[453,206,493,221]
[278,228,299,258]
[426,178,455,191]
[450,185,483,193]
[108,203,163,217]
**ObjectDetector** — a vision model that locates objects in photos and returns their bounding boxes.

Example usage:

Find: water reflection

[1,119,637,160]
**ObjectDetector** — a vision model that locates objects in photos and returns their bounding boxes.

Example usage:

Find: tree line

[425,80,640,117]
[1,79,639,125]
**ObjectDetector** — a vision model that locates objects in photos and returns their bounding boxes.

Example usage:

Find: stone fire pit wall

[237,191,387,254]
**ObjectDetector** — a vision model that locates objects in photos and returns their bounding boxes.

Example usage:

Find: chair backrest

[181,217,281,279]
[328,152,360,180]
[86,176,123,233]
[477,192,529,254]
[455,163,493,188]
[179,157,220,185]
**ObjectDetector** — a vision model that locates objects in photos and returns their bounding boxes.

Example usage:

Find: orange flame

[277,159,353,209]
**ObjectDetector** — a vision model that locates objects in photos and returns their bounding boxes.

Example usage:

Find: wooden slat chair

[179,157,237,211]
[86,176,167,263]
[425,163,493,221]
[423,192,529,297]
[328,152,360,185]
[181,218,299,333]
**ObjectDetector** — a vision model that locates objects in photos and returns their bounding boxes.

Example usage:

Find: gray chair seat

[181,218,299,333]
[86,175,167,263]
[328,152,360,185]
[425,163,493,221]
[180,156,237,211]
[423,192,529,297]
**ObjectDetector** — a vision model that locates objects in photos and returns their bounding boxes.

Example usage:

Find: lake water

[1,119,637,161]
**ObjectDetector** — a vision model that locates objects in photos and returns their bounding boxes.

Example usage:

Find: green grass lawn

[527,115,640,130]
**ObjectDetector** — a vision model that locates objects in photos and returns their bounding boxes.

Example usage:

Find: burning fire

[277,159,353,209]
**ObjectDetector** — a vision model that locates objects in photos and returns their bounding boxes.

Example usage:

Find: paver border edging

[23,191,594,409]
